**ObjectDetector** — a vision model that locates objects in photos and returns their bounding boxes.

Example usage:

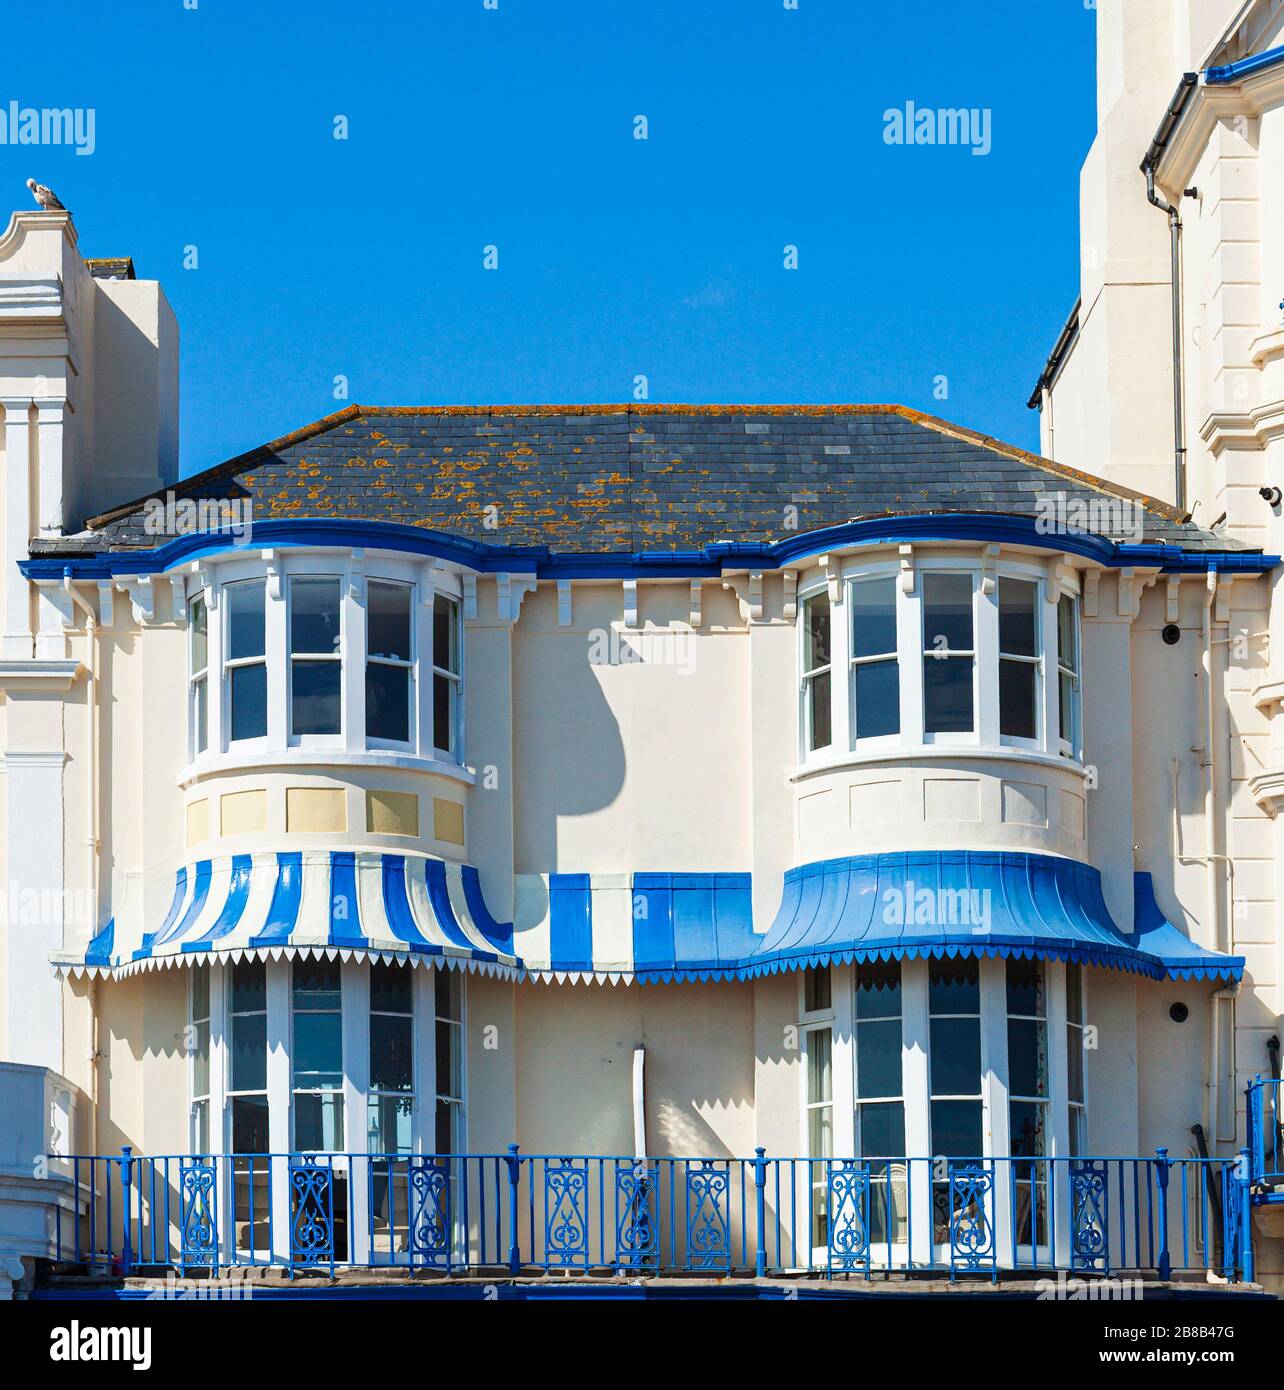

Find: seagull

[26,178,68,212]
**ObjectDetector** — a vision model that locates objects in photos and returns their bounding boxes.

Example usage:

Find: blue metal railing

[1248,1076,1284,1193]
[47,1147,1255,1283]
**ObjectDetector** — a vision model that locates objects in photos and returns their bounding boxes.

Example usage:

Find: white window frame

[997,575,1044,752]
[288,573,345,749]
[847,572,901,752]
[189,592,209,761]
[223,577,269,751]
[430,594,463,763]
[920,567,980,747]
[799,589,834,758]
[366,578,417,752]
[1056,590,1082,760]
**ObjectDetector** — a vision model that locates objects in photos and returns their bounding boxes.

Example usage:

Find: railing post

[1237,1148,1255,1285]
[1153,1147,1171,1282]
[1247,1075,1263,1183]
[119,1146,133,1278]
[753,1148,767,1278]
[505,1144,521,1275]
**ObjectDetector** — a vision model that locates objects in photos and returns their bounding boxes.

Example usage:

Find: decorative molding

[689,579,702,629]
[622,578,638,628]
[781,570,797,621]
[1252,679,1284,718]
[556,579,573,627]
[1165,576,1181,625]
[898,544,914,596]
[980,544,1000,596]
[497,572,537,625]
[818,554,844,604]
[0,748,70,768]
[746,570,764,624]
[1214,573,1235,625]
[119,577,155,626]
[263,552,282,603]
[0,662,81,693]
[170,575,187,628]
[33,582,74,631]
[96,581,114,629]
[1083,569,1100,618]
[461,574,478,621]
[0,273,62,321]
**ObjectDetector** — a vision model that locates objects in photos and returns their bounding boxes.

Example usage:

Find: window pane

[192,1098,209,1154]
[435,1099,458,1154]
[291,577,341,655]
[1008,1018,1047,1098]
[1010,1100,1046,1158]
[292,661,341,735]
[923,573,973,650]
[433,673,456,753]
[191,965,210,1020]
[1058,593,1078,673]
[1068,1026,1085,1105]
[929,958,979,1014]
[231,1095,270,1153]
[1006,958,1044,1016]
[1000,658,1037,739]
[804,967,831,1013]
[808,1104,833,1161]
[807,669,832,750]
[295,1092,344,1151]
[371,962,413,1015]
[1059,671,1076,743]
[858,1102,905,1158]
[803,593,830,671]
[931,1099,983,1157]
[190,596,208,672]
[192,1019,210,1099]
[227,581,265,660]
[854,660,899,739]
[366,663,410,742]
[370,1014,413,1093]
[229,662,267,741]
[293,960,342,1007]
[231,1012,266,1093]
[368,581,411,660]
[231,961,266,1012]
[368,1095,413,1154]
[923,656,973,733]
[433,596,459,673]
[856,1019,902,1099]
[294,1014,343,1087]
[435,967,460,1022]
[807,1029,832,1105]
[998,577,1038,656]
[1066,962,1084,1022]
[856,960,902,1018]
[194,676,209,754]
[930,1018,981,1097]
[436,1021,460,1098]
[852,577,897,658]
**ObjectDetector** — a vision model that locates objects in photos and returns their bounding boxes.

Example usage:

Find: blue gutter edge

[1205,44,1284,85]
[19,514,1278,583]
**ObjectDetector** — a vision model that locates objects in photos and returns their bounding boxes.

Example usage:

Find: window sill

[789,745,1087,785]
[178,748,477,789]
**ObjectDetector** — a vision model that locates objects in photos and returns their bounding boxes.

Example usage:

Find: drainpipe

[63,575,101,1152]
[1141,72,1199,513]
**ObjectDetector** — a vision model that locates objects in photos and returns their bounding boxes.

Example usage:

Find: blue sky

[16,0,1095,474]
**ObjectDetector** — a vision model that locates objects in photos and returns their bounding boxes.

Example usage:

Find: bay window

[368,962,414,1153]
[292,960,345,1150]
[184,557,467,766]
[798,554,1083,764]
[1006,959,1049,1244]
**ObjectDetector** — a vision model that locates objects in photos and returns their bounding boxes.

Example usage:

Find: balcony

[46,1147,1256,1287]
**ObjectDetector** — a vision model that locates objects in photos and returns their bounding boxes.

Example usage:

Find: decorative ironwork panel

[827,1160,872,1274]
[407,1157,452,1269]
[685,1160,731,1271]
[289,1156,335,1268]
[544,1158,590,1268]
[1069,1160,1110,1273]
[615,1161,658,1270]
[948,1161,996,1277]
[179,1159,218,1269]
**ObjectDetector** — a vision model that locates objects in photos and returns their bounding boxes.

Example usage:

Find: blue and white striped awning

[55,851,520,978]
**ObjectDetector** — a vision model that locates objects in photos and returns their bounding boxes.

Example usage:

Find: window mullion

[264,571,287,750]
[343,564,365,753]
[831,965,856,1157]
[830,588,851,753]
[896,573,923,745]
[976,575,1000,745]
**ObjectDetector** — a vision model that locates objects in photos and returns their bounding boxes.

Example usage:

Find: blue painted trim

[153,859,212,949]
[424,859,497,960]
[1205,44,1284,84]
[181,855,254,952]
[84,917,115,969]
[548,873,594,973]
[249,852,304,947]
[134,867,187,961]
[460,864,514,952]
[379,855,438,955]
[20,515,1277,582]
[1133,871,1245,981]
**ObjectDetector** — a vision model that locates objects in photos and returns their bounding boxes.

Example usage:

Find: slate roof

[35,404,1249,556]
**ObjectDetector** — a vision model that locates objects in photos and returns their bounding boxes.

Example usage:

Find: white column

[896,557,923,743]
[901,958,933,1267]
[1046,961,1073,1267]
[829,581,851,753]
[2,399,33,658]
[34,397,65,536]
[976,573,1000,746]
[263,562,286,750]
[831,965,856,1157]
[266,959,291,1264]
[980,956,1013,1267]
[343,558,366,752]
[343,961,370,1263]
[2,750,67,1070]
[414,966,438,1154]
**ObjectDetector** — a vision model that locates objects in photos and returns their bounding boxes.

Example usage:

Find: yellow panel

[186,798,209,848]
[220,788,268,836]
[366,789,420,838]
[286,786,348,833]
[432,797,465,845]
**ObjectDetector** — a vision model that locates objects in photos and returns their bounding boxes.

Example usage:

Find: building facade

[2,0,1284,1297]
